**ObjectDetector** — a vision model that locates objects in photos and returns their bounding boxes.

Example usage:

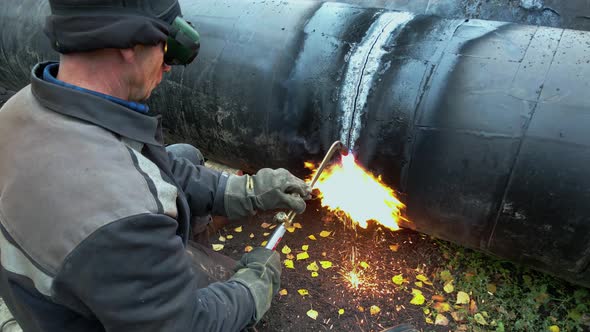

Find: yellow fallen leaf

[433,302,451,312]
[244,246,253,252]
[307,261,319,271]
[319,230,331,237]
[279,289,288,296]
[281,245,292,255]
[423,308,430,315]
[302,245,309,251]
[469,299,478,314]
[487,283,497,294]
[261,222,271,228]
[306,309,318,320]
[218,236,226,242]
[410,289,425,305]
[298,289,308,296]
[415,281,423,288]
[360,261,369,269]
[338,309,344,315]
[211,244,224,251]
[474,313,487,325]
[294,223,302,229]
[389,244,399,252]
[226,235,234,240]
[234,226,242,233]
[311,272,319,277]
[456,291,470,305]
[249,233,255,238]
[261,241,268,247]
[284,259,294,269]
[286,227,295,233]
[440,270,453,282]
[263,232,270,236]
[392,274,406,285]
[425,317,434,324]
[370,305,381,315]
[416,274,433,285]
[432,295,445,302]
[319,261,333,269]
[451,311,466,323]
[357,306,364,312]
[549,326,560,332]
[435,314,449,326]
[286,254,294,260]
[308,235,317,240]
[297,252,309,260]
[444,281,454,294]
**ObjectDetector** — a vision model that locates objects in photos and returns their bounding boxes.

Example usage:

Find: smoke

[519,0,543,10]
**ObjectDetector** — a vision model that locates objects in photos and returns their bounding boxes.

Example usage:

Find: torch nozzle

[266,140,348,250]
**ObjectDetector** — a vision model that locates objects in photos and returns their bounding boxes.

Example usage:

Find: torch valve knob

[273,211,289,224]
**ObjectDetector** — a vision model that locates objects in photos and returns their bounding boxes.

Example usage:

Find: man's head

[45,0,200,101]
[121,42,171,101]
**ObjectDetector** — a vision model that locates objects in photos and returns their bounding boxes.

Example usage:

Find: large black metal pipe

[335,0,590,31]
[1,1,590,287]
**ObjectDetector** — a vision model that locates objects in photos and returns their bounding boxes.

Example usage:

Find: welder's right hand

[230,247,281,323]
[224,168,312,219]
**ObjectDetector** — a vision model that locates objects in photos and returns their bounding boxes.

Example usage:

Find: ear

[119,48,136,63]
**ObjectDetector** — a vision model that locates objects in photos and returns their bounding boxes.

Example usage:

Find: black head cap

[45,0,182,53]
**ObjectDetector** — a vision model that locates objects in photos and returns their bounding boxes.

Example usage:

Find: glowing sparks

[342,246,366,289]
[306,153,405,230]
[346,270,361,289]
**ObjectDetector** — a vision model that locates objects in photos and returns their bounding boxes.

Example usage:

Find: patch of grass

[435,240,590,331]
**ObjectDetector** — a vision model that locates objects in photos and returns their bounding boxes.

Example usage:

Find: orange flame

[306,153,405,231]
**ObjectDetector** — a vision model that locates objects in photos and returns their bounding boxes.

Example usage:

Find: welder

[0,0,311,331]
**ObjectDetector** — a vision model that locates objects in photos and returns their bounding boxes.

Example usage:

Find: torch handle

[264,141,348,251]
[265,224,287,250]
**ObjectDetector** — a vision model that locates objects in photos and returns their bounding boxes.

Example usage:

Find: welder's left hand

[224,168,312,219]
[230,247,281,323]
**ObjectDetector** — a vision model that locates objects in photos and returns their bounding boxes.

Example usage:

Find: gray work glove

[224,168,312,219]
[230,247,281,323]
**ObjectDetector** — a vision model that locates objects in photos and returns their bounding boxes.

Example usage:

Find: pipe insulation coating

[1,1,590,287]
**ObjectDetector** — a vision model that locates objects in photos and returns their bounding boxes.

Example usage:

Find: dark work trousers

[166,143,236,285]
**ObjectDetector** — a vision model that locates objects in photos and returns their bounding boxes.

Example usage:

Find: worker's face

[127,42,172,101]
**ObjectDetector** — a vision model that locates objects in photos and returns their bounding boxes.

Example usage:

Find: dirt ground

[1,92,589,331]
[219,198,452,332]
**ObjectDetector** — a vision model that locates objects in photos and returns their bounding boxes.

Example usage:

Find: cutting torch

[265,140,348,250]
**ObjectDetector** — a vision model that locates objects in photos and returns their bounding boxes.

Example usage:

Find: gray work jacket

[0,62,255,331]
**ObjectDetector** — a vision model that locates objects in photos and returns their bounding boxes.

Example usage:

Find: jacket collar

[30,62,164,146]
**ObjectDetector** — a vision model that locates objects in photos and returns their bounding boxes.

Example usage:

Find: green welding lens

[165,17,200,66]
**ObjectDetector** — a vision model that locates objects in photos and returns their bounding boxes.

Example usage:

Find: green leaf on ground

[411,289,425,305]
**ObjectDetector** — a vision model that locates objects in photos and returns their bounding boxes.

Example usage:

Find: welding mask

[45,0,200,65]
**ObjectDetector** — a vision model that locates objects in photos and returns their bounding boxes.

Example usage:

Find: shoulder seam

[124,146,163,214]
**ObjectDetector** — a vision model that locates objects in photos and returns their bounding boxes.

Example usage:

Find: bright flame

[307,153,405,230]
[303,161,315,169]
